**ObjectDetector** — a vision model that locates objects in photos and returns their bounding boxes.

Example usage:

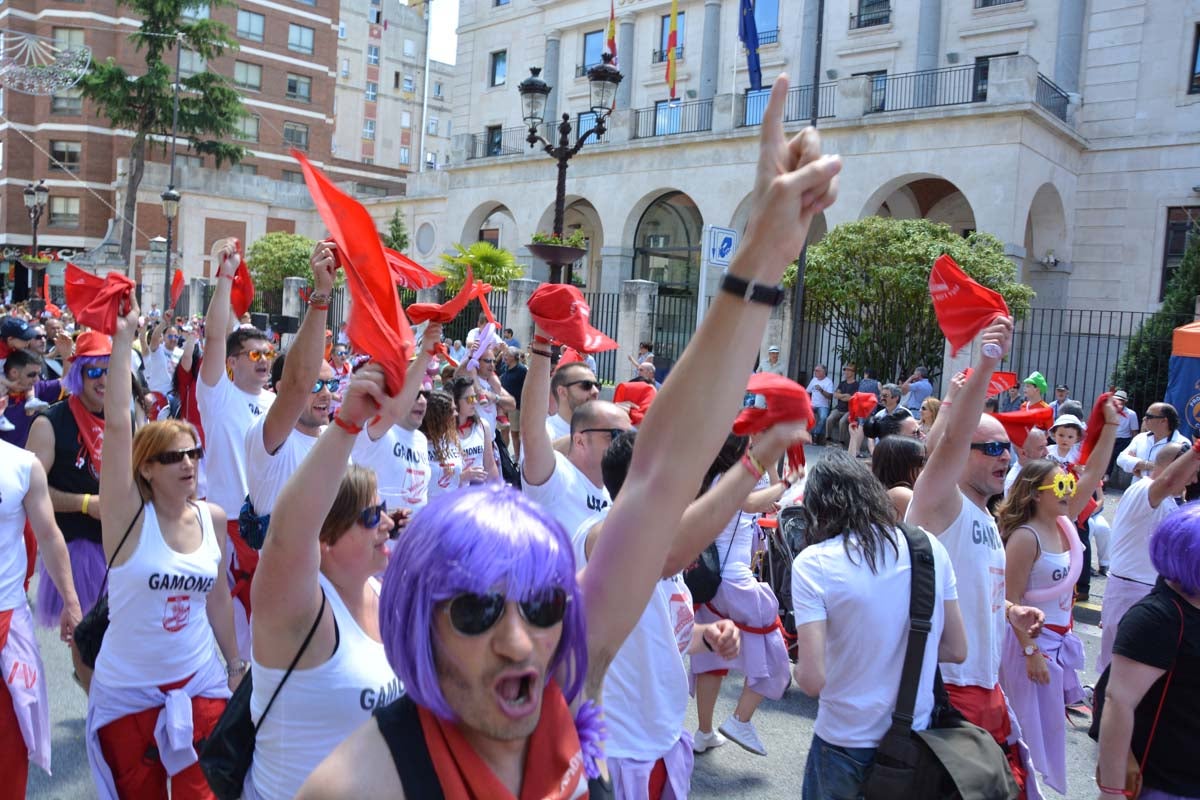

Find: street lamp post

[517,52,622,284]
[23,180,49,299]
[161,32,183,313]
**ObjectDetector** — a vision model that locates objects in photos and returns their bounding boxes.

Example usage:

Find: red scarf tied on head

[929,254,1010,356]
[733,373,815,467]
[64,263,135,335]
[988,406,1054,449]
[295,151,414,395]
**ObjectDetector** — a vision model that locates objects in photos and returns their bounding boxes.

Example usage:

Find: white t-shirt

[196,374,276,517]
[545,413,571,441]
[459,419,491,478]
[0,441,34,611]
[426,440,464,500]
[144,344,182,395]
[245,416,320,515]
[474,378,499,432]
[351,426,430,512]
[792,527,957,748]
[1109,476,1177,585]
[913,491,1006,689]
[523,451,611,538]
[806,376,834,410]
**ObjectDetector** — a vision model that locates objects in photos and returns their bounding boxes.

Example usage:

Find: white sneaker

[719,715,767,756]
[692,729,726,753]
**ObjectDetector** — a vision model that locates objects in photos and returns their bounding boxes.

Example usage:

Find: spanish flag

[606,0,617,64]
[665,0,679,101]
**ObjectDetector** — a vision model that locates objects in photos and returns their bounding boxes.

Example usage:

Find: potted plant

[527,230,587,269]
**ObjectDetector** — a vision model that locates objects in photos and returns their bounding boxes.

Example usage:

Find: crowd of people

[0,77,1198,800]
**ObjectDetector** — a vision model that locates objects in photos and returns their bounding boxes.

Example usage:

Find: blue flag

[739,0,762,91]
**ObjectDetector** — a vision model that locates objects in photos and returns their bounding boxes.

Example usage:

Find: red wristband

[533,334,552,345]
[332,415,363,435]
[309,303,329,311]
[740,453,763,480]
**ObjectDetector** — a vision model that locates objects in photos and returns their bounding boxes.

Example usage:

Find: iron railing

[649,293,698,369]
[466,125,532,160]
[740,82,836,126]
[651,46,684,64]
[864,64,982,114]
[755,28,779,46]
[633,98,713,139]
[975,0,1021,6]
[849,4,890,29]
[583,291,621,383]
[1035,73,1070,122]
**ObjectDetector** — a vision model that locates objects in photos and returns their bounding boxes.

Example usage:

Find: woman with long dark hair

[449,376,497,485]
[690,433,791,756]
[86,301,241,799]
[793,450,966,798]
[420,390,470,499]
[870,434,926,519]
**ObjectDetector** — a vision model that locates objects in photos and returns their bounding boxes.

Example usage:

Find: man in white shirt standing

[806,364,834,444]
[1115,402,1191,478]
[757,345,786,375]
[141,316,182,398]
[1106,389,1139,478]
[544,360,601,441]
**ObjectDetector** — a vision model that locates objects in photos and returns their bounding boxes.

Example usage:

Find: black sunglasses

[153,446,204,465]
[311,378,340,393]
[358,501,393,533]
[969,441,1009,457]
[85,366,109,379]
[446,587,569,636]
[1144,413,1166,420]
[565,379,600,392]
[581,427,625,441]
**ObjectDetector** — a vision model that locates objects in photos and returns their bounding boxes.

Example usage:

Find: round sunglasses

[446,587,569,636]
[153,446,204,465]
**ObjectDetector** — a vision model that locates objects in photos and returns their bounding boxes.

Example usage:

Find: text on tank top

[1017,525,1073,627]
[43,400,103,544]
[96,501,222,688]
[459,422,487,470]
[427,440,464,495]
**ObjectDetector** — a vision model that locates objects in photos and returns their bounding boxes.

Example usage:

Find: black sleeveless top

[42,400,102,545]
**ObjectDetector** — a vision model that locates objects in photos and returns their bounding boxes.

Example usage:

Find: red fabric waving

[230,249,255,319]
[295,151,413,394]
[1076,392,1113,467]
[989,370,1017,396]
[557,346,585,366]
[613,380,657,426]
[848,391,878,420]
[169,267,184,309]
[384,248,445,290]
[527,283,618,353]
[42,273,49,299]
[733,373,815,468]
[477,286,498,327]
[989,406,1054,449]
[64,263,135,335]
[406,268,479,325]
[929,254,1010,355]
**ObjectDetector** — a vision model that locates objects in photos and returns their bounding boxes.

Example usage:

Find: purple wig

[63,354,110,397]
[379,483,587,721]
[1150,500,1200,597]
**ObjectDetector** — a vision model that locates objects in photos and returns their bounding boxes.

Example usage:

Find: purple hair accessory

[466,323,499,370]
[63,354,109,397]
[573,699,606,780]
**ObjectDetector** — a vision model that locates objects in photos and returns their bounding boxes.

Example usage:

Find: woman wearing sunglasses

[450,376,498,486]
[86,301,242,799]
[245,364,401,800]
[421,390,466,499]
[993,398,1118,796]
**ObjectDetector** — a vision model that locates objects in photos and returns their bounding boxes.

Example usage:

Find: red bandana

[733,373,815,467]
[385,247,445,290]
[169,269,185,310]
[418,681,584,800]
[64,263,135,335]
[929,254,1009,355]
[230,244,256,319]
[1075,392,1114,468]
[848,391,878,421]
[407,269,487,325]
[988,406,1054,448]
[67,394,105,476]
[613,380,657,426]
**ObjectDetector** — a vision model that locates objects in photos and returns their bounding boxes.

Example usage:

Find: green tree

[437,242,524,294]
[784,217,1035,381]
[79,0,246,264]
[383,209,409,253]
[246,232,317,294]
[1112,222,1200,409]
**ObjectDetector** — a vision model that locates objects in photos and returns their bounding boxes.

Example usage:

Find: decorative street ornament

[0,29,92,95]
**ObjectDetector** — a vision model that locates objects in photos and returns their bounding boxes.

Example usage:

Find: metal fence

[650,293,698,369]
[633,99,713,139]
[1035,74,1070,122]
[466,125,530,160]
[583,291,621,383]
[866,64,983,114]
[740,82,836,127]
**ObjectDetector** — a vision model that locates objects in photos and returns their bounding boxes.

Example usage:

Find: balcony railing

[863,64,982,114]
[755,28,779,46]
[633,98,713,139]
[1035,73,1070,122]
[849,5,890,29]
[575,62,601,78]
[651,46,684,64]
[740,82,835,127]
[975,0,1022,6]
[466,125,532,160]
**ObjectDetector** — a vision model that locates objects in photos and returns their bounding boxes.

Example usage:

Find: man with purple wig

[26,332,111,671]
[298,76,842,799]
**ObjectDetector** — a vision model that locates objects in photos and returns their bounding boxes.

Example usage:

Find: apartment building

[386,0,1199,321]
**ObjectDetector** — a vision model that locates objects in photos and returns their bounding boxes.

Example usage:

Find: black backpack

[754,504,809,661]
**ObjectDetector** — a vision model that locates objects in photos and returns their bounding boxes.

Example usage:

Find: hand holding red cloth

[929,254,1010,355]
[733,373,815,467]
[1075,392,1114,467]
[295,151,413,394]
[613,381,657,426]
[848,391,878,421]
[64,263,135,335]
[407,269,481,325]
[527,284,618,353]
[989,406,1054,448]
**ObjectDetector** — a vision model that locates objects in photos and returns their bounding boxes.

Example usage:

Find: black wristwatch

[720,274,785,306]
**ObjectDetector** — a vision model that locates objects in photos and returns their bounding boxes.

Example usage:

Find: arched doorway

[1022,182,1069,307]
[632,191,703,297]
[460,202,519,250]
[535,198,604,289]
[864,177,977,236]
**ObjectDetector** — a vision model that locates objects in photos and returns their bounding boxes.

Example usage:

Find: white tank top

[95,501,222,689]
[247,573,400,800]
[427,439,464,499]
[458,421,487,473]
[1017,525,1073,628]
[0,441,35,612]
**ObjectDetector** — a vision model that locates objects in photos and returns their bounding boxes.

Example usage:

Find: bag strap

[1138,597,1186,776]
[97,500,145,596]
[719,512,742,572]
[255,590,327,733]
[888,522,937,732]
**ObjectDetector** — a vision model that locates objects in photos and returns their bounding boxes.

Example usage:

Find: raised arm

[99,301,145,559]
[922,370,966,459]
[1069,398,1119,519]
[199,239,239,388]
[581,77,841,684]
[260,242,336,454]
[519,333,556,485]
[907,317,1012,534]
[1148,442,1200,508]
[366,323,439,438]
[179,330,199,373]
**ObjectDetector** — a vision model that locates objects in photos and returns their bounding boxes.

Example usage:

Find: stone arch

[860,174,978,236]
[630,190,704,296]
[533,196,605,289]
[459,202,520,250]
[1021,182,1070,307]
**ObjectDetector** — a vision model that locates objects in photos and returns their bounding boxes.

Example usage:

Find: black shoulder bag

[861,523,1019,800]
[683,512,740,605]
[200,590,326,800]
[73,501,144,669]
